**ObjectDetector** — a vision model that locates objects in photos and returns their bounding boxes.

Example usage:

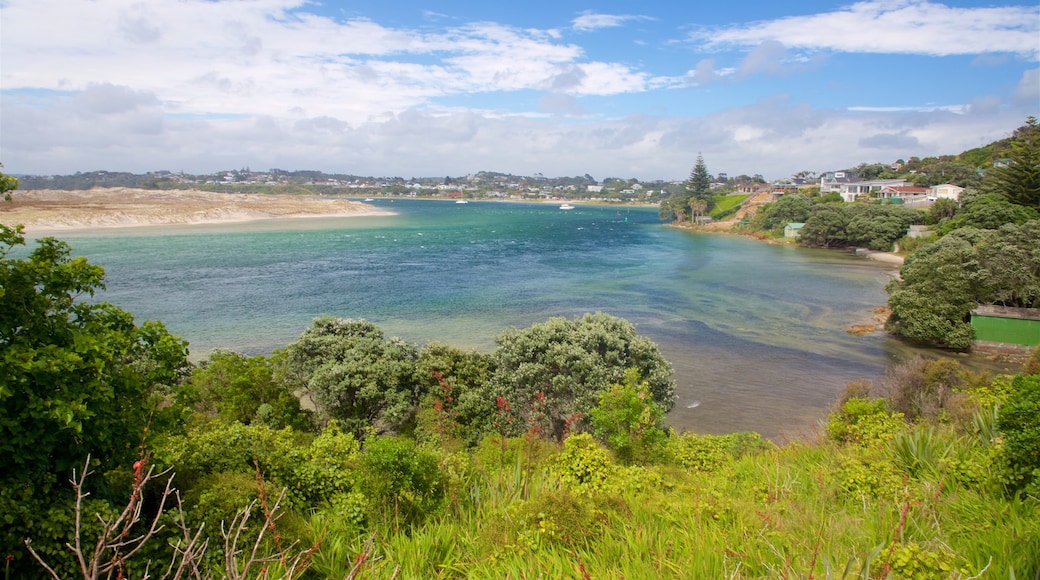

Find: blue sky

[1,0,1037,181]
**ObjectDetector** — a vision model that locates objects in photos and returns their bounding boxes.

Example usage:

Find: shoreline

[1,187,396,236]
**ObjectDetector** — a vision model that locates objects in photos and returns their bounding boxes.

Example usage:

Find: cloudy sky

[1,0,1037,181]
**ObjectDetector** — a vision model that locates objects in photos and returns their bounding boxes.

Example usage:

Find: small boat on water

[364,198,374,202]
[559,203,575,210]
[455,200,469,204]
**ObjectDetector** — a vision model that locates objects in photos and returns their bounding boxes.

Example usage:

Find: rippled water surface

[50,199,944,438]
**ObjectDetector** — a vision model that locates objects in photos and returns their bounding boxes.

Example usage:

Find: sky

[1,0,1038,181]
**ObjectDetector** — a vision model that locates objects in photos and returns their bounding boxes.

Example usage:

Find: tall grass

[313,430,1038,579]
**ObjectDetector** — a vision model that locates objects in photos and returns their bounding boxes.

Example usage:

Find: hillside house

[930,184,964,201]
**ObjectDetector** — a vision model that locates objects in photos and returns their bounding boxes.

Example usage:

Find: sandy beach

[0,188,394,234]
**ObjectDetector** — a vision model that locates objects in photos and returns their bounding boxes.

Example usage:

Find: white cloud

[691,0,1040,58]
[1012,68,1040,105]
[571,12,652,32]
[0,0,649,125]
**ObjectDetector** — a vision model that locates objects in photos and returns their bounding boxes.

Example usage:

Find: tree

[1,167,17,202]
[938,192,1039,235]
[281,316,420,437]
[0,226,191,573]
[590,369,667,465]
[684,153,713,210]
[929,197,959,222]
[754,193,812,233]
[488,312,675,440]
[798,204,851,247]
[186,349,313,431]
[984,117,1040,209]
[886,221,1040,348]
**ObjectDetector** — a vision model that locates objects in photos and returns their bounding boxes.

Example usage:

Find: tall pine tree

[985,117,1040,209]
[683,153,713,217]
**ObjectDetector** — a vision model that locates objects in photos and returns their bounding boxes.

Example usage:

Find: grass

[710,193,751,219]
[307,428,1038,579]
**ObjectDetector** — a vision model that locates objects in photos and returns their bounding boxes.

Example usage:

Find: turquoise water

[50,199,918,438]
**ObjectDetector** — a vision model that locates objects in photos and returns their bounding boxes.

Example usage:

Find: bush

[590,369,668,465]
[554,434,616,494]
[826,397,904,446]
[997,373,1040,493]
[878,357,974,425]
[360,437,445,531]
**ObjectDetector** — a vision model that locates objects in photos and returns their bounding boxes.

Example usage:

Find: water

[42,199,943,439]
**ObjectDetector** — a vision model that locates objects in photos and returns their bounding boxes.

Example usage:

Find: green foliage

[0,169,17,202]
[554,433,616,494]
[590,369,667,464]
[187,349,313,431]
[413,342,497,447]
[887,221,1040,348]
[997,373,1040,493]
[983,116,1040,209]
[159,419,360,511]
[509,488,602,550]
[929,197,958,222]
[0,229,191,572]
[886,233,983,349]
[938,192,1039,235]
[664,431,770,472]
[798,203,923,250]
[887,542,965,579]
[489,312,675,441]
[827,397,904,446]
[754,193,813,233]
[892,427,948,478]
[282,316,420,437]
[360,436,445,531]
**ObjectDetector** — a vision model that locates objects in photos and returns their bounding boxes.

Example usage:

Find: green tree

[1,168,18,202]
[886,221,1040,348]
[413,342,497,446]
[997,373,1040,494]
[590,369,667,464]
[984,117,1040,209]
[754,193,812,233]
[488,312,675,440]
[886,232,983,349]
[844,205,922,251]
[938,192,1039,235]
[187,349,313,431]
[929,197,959,222]
[0,226,190,573]
[798,204,851,247]
[685,154,713,211]
[282,316,420,437]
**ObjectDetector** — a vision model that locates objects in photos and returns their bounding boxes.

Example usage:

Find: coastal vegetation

[2,218,1039,578]
[681,118,1040,353]
[1,118,1038,576]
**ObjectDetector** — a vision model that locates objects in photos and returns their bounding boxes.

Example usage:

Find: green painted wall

[971,314,1040,346]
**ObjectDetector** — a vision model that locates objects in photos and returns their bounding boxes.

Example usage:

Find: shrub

[360,437,445,531]
[879,357,973,425]
[554,434,616,494]
[590,369,668,465]
[826,397,904,446]
[997,373,1040,493]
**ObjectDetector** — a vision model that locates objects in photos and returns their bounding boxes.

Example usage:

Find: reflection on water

[48,199,1020,439]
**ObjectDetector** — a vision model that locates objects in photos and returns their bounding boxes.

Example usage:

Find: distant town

[12,149,992,205]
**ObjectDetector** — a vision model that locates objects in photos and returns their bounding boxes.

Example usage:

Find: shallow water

[41,199,1005,439]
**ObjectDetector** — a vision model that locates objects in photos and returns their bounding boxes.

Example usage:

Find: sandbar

[1,188,394,235]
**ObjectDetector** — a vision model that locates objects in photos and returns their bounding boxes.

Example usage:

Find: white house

[930,184,965,201]
[587,185,604,193]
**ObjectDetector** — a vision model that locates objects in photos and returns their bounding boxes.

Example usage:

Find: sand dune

[0,188,393,233]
